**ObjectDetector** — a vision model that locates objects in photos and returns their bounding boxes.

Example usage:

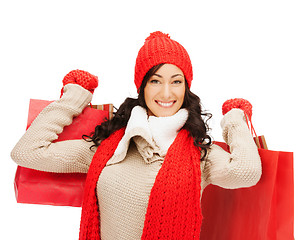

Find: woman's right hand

[60,69,98,97]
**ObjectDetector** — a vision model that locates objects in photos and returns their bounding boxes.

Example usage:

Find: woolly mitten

[60,69,98,97]
[222,98,252,119]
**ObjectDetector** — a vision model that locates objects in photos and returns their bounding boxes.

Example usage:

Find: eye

[172,80,183,84]
[149,79,160,84]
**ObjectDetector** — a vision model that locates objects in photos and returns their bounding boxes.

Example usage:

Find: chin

[152,109,178,117]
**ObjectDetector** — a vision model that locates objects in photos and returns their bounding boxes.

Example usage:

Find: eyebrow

[153,73,184,78]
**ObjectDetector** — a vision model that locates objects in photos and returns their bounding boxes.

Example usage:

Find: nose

[161,83,171,99]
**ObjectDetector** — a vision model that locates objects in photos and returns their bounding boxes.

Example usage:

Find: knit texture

[79,128,125,240]
[134,31,193,91]
[61,69,98,96]
[222,98,259,137]
[222,98,253,120]
[141,129,202,239]
[79,128,202,240]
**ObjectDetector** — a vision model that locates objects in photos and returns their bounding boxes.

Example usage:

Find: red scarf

[79,128,202,239]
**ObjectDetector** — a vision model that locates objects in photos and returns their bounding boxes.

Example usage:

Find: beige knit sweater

[11,84,262,240]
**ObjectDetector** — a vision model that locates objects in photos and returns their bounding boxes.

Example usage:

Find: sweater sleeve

[203,109,262,189]
[11,84,96,173]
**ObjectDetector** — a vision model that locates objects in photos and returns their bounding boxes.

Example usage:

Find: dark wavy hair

[83,64,212,160]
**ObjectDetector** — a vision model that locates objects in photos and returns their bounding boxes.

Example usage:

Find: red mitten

[222,98,252,120]
[60,69,98,96]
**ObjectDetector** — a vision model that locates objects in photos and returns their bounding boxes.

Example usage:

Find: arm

[204,109,262,189]
[11,84,96,173]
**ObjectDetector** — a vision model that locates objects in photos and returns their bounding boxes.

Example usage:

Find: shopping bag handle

[243,108,268,150]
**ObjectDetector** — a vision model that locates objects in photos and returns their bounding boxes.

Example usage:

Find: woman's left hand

[222,98,253,119]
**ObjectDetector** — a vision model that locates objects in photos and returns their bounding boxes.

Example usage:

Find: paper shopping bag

[200,142,294,240]
[14,99,113,207]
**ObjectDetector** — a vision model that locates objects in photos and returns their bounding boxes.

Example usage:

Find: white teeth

[157,101,174,107]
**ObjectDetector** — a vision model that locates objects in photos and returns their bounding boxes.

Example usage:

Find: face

[144,64,186,117]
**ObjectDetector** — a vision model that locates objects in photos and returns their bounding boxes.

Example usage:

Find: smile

[156,101,176,107]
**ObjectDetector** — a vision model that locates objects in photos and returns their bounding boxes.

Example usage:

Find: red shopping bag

[200,140,294,240]
[14,99,113,207]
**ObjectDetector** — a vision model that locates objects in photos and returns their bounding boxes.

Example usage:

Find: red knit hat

[134,31,193,91]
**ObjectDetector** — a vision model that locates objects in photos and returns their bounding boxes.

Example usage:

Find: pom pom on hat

[145,31,171,42]
[134,31,193,91]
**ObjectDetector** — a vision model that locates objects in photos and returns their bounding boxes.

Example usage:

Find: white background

[1,0,307,239]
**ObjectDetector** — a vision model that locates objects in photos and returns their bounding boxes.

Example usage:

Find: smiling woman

[11,31,262,240]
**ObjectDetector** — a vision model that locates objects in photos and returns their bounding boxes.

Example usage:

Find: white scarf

[107,106,188,165]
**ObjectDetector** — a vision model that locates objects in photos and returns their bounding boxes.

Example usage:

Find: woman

[11,31,262,239]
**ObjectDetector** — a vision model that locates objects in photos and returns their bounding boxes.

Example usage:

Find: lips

[156,100,176,107]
